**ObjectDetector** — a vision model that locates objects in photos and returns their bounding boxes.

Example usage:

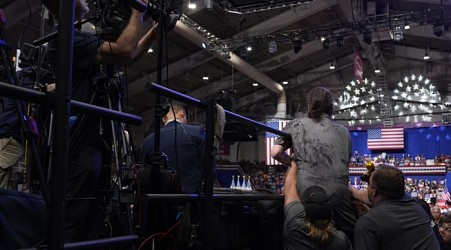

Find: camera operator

[41,0,159,242]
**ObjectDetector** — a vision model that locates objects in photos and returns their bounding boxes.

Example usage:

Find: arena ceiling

[2,0,451,145]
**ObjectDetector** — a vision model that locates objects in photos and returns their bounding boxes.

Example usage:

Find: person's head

[307,87,333,121]
[162,103,187,124]
[440,215,451,244]
[302,186,334,245]
[368,164,405,204]
[42,0,89,21]
[432,206,442,221]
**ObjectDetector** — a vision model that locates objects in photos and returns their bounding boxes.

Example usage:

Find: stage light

[252,82,259,87]
[391,28,403,41]
[246,46,253,52]
[188,0,197,9]
[423,53,430,60]
[374,68,381,73]
[329,62,335,70]
[201,42,209,49]
[202,75,209,81]
[147,48,153,53]
[268,41,277,53]
[282,81,288,85]
[293,39,302,54]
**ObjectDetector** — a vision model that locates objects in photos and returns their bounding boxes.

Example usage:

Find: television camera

[93,0,183,41]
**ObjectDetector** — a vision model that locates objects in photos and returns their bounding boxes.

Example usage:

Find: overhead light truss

[216,0,313,14]
[180,8,446,61]
[219,9,445,50]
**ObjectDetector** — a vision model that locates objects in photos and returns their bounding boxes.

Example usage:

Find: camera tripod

[0,10,50,201]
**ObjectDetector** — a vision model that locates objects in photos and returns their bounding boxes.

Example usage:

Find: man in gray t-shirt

[272,87,357,240]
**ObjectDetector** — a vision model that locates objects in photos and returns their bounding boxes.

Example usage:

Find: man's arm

[95,4,157,65]
[350,186,370,204]
[284,160,300,206]
[271,144,292,166]
[128,21,159,66]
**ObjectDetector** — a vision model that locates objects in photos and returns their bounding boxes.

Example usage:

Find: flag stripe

[354,48,363,83]
[442,179,450,202]
[368,128,404,150]
[265,121,291,165]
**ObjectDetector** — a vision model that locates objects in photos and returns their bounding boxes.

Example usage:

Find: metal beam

[234,54,355,110]
[387,45,451,64]
[127,50,214,97]
[190,40,324,98]
[128,0,337,99]
[402,0,451,5]
[235,0,337,38]
[338,0,386,73]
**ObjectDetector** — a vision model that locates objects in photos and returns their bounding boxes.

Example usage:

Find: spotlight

[433,20,443,37]
[423,53,430,60]
[188,0,197,9]
[329,62,335,70]
[268,41,277,54]
[246,46,252,52]
[201,42,209,49]
[374,68,381,74]
[202,75,209,81]
[336,37,344,47]
[322,38,330,49]
[391,28,403,41]
[293,38,302,54]
[282,81,288,85]
[363,30,372,45]
[252,82,259,87]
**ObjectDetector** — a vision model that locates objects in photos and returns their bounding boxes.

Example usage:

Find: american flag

[367,128,404,150]
[442,184,451,202]
[354,48,364,83]
[265,121,291,165]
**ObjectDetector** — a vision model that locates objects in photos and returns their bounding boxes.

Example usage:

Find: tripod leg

[0,39,49,202]
[106,92,135,239]
[46,111,54,182]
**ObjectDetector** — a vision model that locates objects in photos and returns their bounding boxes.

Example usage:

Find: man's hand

[130,0,148,20]
[47,83,56,93]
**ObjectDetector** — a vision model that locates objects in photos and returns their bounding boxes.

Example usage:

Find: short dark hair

[443,214,451,224]
[371,164,405,200]
[307,87,333,121]
[165,103,185,116]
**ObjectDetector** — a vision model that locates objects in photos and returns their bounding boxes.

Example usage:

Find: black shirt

[355,198,440,250]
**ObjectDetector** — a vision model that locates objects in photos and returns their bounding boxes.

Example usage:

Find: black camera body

[94,0,182,42]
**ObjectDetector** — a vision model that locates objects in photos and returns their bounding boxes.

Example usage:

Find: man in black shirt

[353,164,439,249]
[42,0,158,242]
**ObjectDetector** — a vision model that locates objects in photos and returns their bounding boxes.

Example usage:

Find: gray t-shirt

[284,201,353,250]
[276,115,356,238]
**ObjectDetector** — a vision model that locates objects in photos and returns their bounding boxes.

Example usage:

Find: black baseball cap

[302,185,333,222]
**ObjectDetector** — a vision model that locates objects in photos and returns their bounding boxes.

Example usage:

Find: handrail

[0,82,143,125]
[147,82,289,137]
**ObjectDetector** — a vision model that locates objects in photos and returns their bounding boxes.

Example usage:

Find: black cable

[16,0,32,49]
